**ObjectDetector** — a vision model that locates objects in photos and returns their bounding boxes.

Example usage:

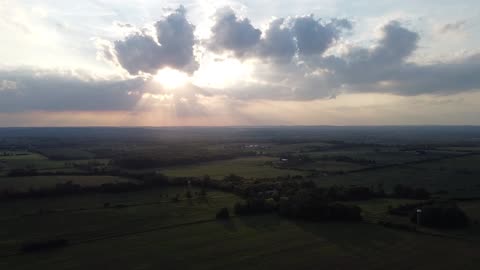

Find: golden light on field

[153,68,190,89]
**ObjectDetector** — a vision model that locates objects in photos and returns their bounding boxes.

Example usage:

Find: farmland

[1,127,480,269]
[1,186,480,270]
[0,175,134,192]
[316,154,480,197]
[160,156,306,179]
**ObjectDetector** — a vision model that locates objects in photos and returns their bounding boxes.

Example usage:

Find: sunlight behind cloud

[192,56,254,89]
[153,68,190,89]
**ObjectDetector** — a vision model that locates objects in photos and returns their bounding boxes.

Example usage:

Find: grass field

[265,142,333,154]
[0,175,134,192]
[307,148,461,166]
[315,155,480,197]
[0,158,110,173]
[0,152,47,161]
[1,135,480,269]
[293,160,366,172]
[438,146,480,152]
[37,148,95,160]
[0,187,241,255]
[459,201,480,221]
[1,189,479,270]
[160,156,306,179]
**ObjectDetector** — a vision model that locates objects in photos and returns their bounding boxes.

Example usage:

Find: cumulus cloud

[208,7,261,57]
[18,5,480,112]
[315,21,420,85]
[256,18,296,62]
[212,20,480,101]
[372,21,419,64]
[314,21,480,96]
[207,8,351,62]
[112,6,198,75]
[292,15,351,56]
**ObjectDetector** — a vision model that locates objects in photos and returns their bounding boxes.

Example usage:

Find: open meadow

[1,187,480,270]
[1,127,480,269]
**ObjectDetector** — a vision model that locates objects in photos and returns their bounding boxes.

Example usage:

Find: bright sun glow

[153,68,189,89]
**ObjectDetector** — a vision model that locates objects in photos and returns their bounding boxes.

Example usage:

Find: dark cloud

[94,7,480,103]
[208,7,261,57]
[256,18,296,62]
[114,34,165,75]
[0,69,144,112]
[217,20,480,101]
[372,21,419,64]
[207,8,351,62]
[313,21,420,85]
[314,21,480,96]
[293,15,351,56]
[372,53,480,95]
[113,6,198,75]
[0,68,214,118]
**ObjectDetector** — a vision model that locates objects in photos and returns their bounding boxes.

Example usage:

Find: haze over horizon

[1,0,480,126]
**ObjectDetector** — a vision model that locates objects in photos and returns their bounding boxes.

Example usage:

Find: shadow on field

[293,220,403,249]
[217,219,238,232]
[236,214,283,232]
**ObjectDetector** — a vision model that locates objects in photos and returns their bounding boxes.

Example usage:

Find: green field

[307,148,461,166]
[0,152,47,160]
[1,188,479,270]
[1,129,480,269]
[315,155,480,197]
[0,175,134,192]
[160,156,306,179]
[265,142,333,154]
[438,146,480,152]
[0,157,110,174]
[0,187,241,255]
[37,148,95,160]
[292,160,366,172]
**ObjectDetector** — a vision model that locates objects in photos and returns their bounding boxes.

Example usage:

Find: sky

[1,0,480,126]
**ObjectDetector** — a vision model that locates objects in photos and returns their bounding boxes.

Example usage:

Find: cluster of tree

[7,168,38,177]
[113,150,256,170]
[411,202,469,228]
[8,169,111,177]
[0,181,141,200]
[0,173,170,201]
[174,174,388,202]
[1,151,29,156]
[216,208,230,219]
[233,189,362,222]
[318,185,385,201]
[393,184,430,199]
[234,198,277,215]
[388,201,433,216]
[277,190,363,221]
[71,160,111,173]
[35,148,94,160]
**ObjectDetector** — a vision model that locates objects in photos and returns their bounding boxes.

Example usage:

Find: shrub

[216,208,230,219]
[234,198,275,216]
[411,203,469,228]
